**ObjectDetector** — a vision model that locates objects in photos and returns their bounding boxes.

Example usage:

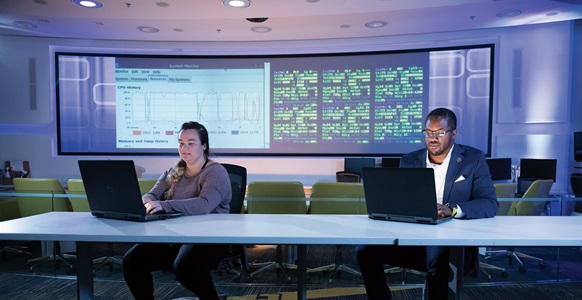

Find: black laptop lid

[362,167,442,223]
[78,160,147,216]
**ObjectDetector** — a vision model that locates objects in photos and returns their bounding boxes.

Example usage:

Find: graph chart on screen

[114,67,268,150]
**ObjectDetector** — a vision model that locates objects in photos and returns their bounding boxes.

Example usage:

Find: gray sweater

[144,160,231,215]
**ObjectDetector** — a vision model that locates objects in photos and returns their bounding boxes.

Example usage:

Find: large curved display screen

[56,44,493,156]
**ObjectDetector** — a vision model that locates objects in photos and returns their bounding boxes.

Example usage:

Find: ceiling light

[13,21,38,29]
[223,0,251,8]
[138,26,160,33]
[251,26,271,33]
[72,0,103,8]
[365,20,388,28]
[496,9,522,18]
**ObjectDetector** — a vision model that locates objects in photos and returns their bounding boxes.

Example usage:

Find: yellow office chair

[486,179,553,272]
[67,179,91,212]
[138,178,158,195]
[13,178,73,272]
[307,182,366,282]
[246,181,307,280]
[493,183,517,216]
[0,197,31,257]
[479,183,516,281]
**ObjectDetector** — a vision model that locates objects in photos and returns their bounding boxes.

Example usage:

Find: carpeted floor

[1,241,582,299]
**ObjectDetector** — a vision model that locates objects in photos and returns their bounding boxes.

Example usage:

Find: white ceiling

[1,0,582,42]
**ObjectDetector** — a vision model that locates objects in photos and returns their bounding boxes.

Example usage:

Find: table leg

[76,242,94,300]
[448,246,464,300]
[296,244,306,300]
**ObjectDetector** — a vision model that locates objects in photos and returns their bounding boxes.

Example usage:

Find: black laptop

[78,160,183,222]
[362,167,453,225]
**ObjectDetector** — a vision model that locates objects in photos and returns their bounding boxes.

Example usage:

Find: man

[356,107,498,300]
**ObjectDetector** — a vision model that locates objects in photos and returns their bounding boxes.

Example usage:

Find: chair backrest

[508,179,553,216]
[0,198,21,221]
[221,163,247,214]
[67,178,91,212]
[494,183,517,216]
[336,171,360,183]
[138,178,158,196]
[570,173,582,213]
[309,182,366,214]
[13,178,71,217]
[246,181,306,214]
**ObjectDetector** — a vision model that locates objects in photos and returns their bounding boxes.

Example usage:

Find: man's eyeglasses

[422,128,455,138]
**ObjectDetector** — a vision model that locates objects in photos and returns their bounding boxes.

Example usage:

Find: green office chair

[13,178,73,272]
[480,183,516,281]
[494,183,517,216]
[138,178,158,195]
[0,197,31,258]
[307,181,366,282]
[247,181,307,214]
[67,179,91,212]
[486,179,553,272]
[246,181,307,280]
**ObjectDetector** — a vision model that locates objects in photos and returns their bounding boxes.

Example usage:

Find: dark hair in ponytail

[163,121,209,199]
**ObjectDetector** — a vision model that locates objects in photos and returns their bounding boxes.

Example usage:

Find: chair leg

[306,245,361,283]
[28,241,73,273]
[250,245,292,281]
[479,262,509,281]
[0,241,31,259]
[512,250,547,272]
[93,243,122,273]
[330,264,361,282]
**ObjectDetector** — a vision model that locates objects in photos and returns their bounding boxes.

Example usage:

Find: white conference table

[0,212,398,300]
[384,215,582,299]
[1,213,582,300]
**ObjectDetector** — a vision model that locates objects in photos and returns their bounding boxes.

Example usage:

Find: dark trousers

[356,244,449,300]
[122,243,231,300]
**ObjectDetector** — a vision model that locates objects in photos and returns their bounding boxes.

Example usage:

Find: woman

[122,121,232,300]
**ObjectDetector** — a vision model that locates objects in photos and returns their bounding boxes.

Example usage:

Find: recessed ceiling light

[546,11,559,17]
[223,0,251,8]
[33,0,49,5]
[156,2,170,8]
[13,21,37,29]
[72,0,103,8]
[340,24,351,29]
[496,9,522,18]
[365,20,388,28]
[251,26,271,33]
[138,26,160,33]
